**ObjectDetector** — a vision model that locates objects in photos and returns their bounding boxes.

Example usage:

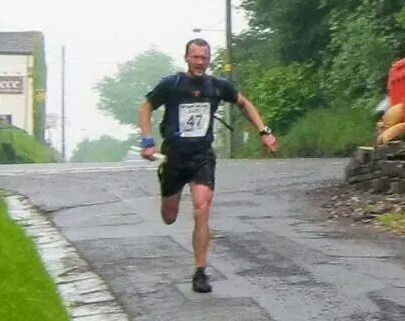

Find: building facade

[0,31,46,140]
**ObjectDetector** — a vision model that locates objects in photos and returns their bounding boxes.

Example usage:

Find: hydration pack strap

[213,114,234,132]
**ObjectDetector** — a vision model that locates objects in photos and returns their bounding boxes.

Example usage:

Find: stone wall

[345,141,405,194]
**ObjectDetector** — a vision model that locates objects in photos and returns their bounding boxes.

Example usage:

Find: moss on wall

[32,33,47,143]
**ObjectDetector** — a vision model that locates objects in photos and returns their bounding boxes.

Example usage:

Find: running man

[139,38,278,293]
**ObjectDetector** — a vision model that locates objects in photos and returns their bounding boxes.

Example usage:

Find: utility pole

[61,46,66,161]
[225,0,233,158]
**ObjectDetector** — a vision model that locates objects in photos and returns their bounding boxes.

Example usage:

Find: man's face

[185,43,211,77]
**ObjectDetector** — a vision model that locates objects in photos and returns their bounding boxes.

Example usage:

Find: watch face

[260,126,272,136]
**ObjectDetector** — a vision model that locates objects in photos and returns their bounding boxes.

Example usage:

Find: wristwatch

[259,126,272,136]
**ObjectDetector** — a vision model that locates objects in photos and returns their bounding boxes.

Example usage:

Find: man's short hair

[185,38,211,56]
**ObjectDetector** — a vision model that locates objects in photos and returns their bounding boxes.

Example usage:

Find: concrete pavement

[1,159,405,320]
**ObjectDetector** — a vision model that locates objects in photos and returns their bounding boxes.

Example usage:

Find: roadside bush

[0,128,57,164]
[70,135,132,162]
[278,105,375,157]
[235,103,376,159]
[248,63,322,134]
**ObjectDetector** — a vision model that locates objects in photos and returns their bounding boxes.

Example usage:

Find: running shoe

[192,267,212,293]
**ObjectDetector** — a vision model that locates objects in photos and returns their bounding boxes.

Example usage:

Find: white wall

[0,54,34,134]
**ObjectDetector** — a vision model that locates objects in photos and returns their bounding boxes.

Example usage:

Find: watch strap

[141,137,156,149]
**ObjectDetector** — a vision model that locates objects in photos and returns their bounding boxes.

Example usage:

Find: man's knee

[161,192,181,225]
[193,200,212,223]
[161,209,178,225]
[163,216,177,225]
[161,202,179,225]
[194,200,211,212]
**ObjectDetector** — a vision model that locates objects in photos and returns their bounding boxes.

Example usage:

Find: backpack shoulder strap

[171,72,182,91]
[204,75,220,98]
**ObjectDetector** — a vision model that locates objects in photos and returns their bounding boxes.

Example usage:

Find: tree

[231,0,405,111]
[247,63,321,134]
[70,135,133,162]
[216,0,405,157]
[94,49,179,125]
[240,0,332,65]
[321,0,405,105]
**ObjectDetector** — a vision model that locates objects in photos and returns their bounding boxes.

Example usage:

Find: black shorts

[158,148,216,197]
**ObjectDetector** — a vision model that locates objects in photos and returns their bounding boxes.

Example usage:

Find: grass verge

[278,106,375,157]
[234,106,375,158]
[378,212,405,235]
[0,128,59,163]
[0,196,70,321]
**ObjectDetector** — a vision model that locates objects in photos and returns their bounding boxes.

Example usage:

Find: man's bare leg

[161,190,182,225]
[190,183,213,268]
[190,183,213,293]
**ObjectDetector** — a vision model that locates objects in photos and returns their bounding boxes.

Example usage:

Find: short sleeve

[216,78,238,103]
[145,75,175,110]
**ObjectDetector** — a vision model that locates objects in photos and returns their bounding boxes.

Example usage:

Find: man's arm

[139,101,158,159]
[139,101,154,137]
[236,93,266,131]
[236,93,279,153]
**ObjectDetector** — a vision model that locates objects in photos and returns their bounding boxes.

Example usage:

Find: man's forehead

[189,43,210,55]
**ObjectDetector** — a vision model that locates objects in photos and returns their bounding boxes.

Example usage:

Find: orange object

[388,58,405,121]
[377,122,405,145]
[382,103,403,128]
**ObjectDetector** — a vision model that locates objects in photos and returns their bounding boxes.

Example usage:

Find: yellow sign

[223,64,233,73]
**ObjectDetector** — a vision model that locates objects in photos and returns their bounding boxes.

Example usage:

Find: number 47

[187,115,202,127]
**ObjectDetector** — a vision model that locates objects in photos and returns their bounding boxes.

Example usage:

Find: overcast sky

[0,0,248,158]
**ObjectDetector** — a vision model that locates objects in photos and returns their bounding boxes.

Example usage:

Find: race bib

[179,103,211,137]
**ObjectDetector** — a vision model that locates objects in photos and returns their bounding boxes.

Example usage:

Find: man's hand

[141,146,159,161]
[261,134,279,153]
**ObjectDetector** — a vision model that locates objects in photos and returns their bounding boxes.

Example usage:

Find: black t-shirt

[146,72,238,154]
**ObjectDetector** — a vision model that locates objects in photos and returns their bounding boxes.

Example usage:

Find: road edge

[5,193,130,321]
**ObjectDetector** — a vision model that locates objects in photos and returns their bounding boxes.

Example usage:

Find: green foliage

[0,196,70,321]
[229,31,277,93]
[248,63,322,134]
[278,105,376,157]
[0,127,57,163]
[95,49,178,126]
[32,33,47,143]
[233,131,262,159]
[241,0,332,65]
[70,135,133,162]
[235,105,376,158]
[322,0,405,104]
[219,0,405,158]
[398,6,405,28]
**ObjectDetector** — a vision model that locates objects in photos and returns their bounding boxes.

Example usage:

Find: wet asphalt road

[1,158,405,321]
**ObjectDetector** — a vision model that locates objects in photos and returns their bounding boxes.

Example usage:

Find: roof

[0,31,43,55]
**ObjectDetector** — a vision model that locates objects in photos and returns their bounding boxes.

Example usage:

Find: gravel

[313,182,405,236]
